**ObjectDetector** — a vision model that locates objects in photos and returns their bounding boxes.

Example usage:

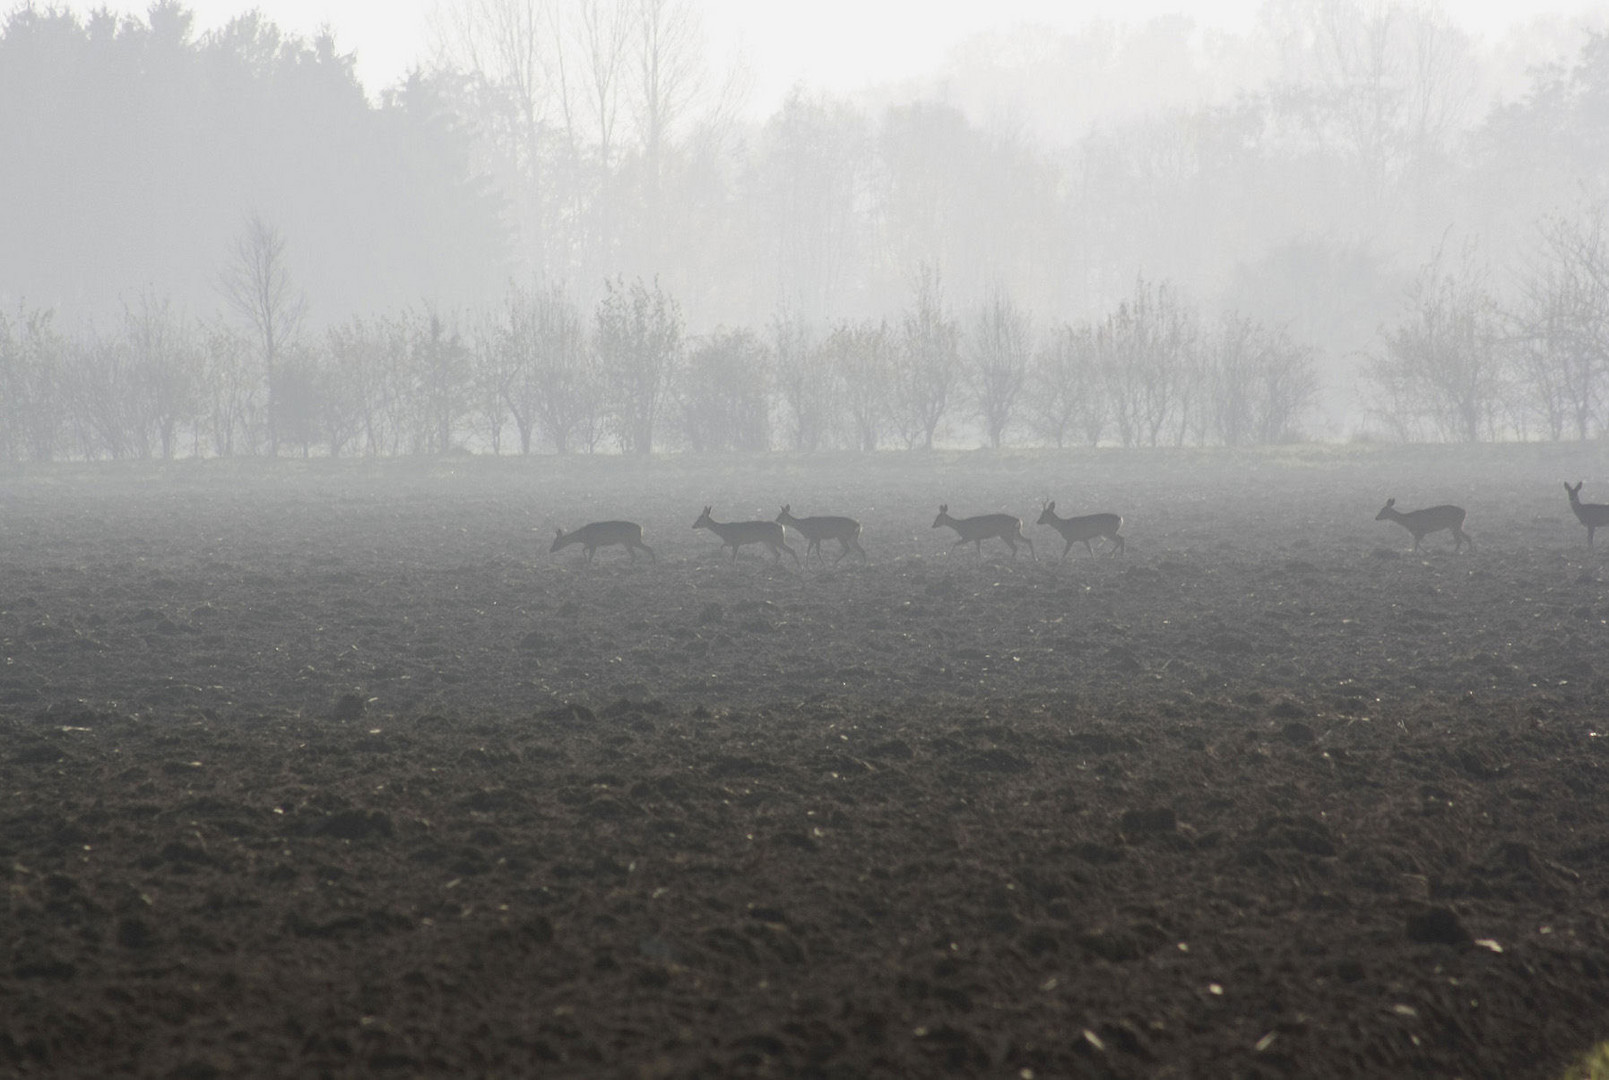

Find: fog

[8,9,1609,1070]
[4,0,1609,454]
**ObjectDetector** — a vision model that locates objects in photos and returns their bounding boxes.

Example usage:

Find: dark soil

[2,445,1607,1078]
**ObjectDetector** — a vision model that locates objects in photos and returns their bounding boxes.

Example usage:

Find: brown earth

[2,444,1608,1078]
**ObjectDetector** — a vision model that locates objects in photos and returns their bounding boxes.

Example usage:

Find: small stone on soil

[1405,906,1471,946]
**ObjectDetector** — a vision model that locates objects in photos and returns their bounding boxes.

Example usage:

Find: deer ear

[555,527,563,537]
[1385,498,1395,507]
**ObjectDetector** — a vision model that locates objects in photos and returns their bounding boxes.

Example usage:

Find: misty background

[4,0,1609,458]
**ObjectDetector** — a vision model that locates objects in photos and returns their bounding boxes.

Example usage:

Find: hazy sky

[66,0,1609,108]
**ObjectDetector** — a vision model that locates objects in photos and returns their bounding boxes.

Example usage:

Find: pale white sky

[71,0,1609,107]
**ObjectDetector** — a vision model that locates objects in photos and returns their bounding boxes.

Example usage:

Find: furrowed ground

[2,444,1607,1078]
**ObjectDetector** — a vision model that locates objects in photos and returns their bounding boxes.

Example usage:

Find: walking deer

[1565,482,1609,548]
[1375,498,1472,553]
[1036,501,1124,560]
[776,506,866,565]
[693,506,799,565]
[932,505,1034,560]
[550,521,655,563]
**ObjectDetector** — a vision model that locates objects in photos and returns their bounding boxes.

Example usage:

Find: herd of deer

[548,482,1609,565]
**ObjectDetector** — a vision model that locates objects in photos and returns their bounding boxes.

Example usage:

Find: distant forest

[4,0,1609,457]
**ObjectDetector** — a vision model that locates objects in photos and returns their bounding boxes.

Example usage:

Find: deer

[775,506,866,566]
[1036,501,1125,560]
[550,521,655,563]
[1565,482,1609,549]
[932,505,1034,560]
[693,506,799,565]
[1375,498,1472,553]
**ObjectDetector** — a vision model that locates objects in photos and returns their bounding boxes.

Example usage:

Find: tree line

[8,1,1609,448]
[11,204,1609,459]
[1368,212,1609,442]
[0,236,1322,459]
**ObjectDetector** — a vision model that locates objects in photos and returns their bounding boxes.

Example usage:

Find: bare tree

[574,0,630,168]
[595,275,681,455]
[60,330,130,460]
[487,284,541,454]
[965,292,1031,448]
[122,294,201,459]
[771,310,830,451]
[827,319,894,452]
[1510,211,1609,440]
[1263,0,1479,214]
[308,333,369,457]
[678,327,770,451]
[1100,277,1196,447]
[493,281,598,453]
[326,315,413,456]
[197,328,259,457]
[218,215,304,455]
[1028,323,1106,448]
[0,304,67,461]
[1255,327,1321,443]
[272,345,323,458]
[1207,313,1265,447]
[630,0,704,184]
[1369,242,1506,442]
[894,266,960,450]
[759,91,870,323]
[68,294,201,460]
[469,315,514,454]
[430,0,572,280]
[411,307,471,454]
[432,0,552,173]
[1205,313,1320,445]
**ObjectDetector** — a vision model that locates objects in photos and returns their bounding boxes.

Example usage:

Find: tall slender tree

[965,293,1032,448]
[218,215,303,456]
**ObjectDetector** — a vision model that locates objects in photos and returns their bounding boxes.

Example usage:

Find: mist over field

[7,0,1609,447]
[6,3,1609,1079]
[5,444,1609,1077]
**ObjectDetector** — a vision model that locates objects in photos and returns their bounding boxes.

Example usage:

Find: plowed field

[3,445,1607,1078]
